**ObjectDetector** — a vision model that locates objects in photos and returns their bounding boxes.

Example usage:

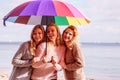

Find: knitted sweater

[31,42,65,80]
[9,41,33,80]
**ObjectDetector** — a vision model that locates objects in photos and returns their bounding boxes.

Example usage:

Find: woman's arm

[32,42,46,68]
[65,44,85,71]
[51,56,63,71]
[12,42,32,67]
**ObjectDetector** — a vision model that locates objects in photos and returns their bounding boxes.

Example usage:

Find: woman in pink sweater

[31,23,65,80]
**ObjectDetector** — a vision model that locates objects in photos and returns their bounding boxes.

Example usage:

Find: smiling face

[32,27,44,44]
[63,28,74,42]
[47,25,58,43]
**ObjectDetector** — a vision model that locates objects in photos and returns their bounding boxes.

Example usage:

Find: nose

[47,31,52,36]
[36,33,40,37]
[66,33,69,37]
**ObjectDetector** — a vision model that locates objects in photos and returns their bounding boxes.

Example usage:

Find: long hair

[30,25,45,55]
[62,25,78,49]
[46,23,62,46]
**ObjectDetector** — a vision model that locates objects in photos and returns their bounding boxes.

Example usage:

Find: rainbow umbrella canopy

[3,0,90,26]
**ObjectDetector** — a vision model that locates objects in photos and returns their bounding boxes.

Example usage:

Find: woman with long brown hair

[9,25,45,80]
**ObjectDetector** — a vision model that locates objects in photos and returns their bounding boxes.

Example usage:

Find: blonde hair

[62,25,78,49]
[46,23,62,46]
[30,25,45,56]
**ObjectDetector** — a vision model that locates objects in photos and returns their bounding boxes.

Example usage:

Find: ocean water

[0,42,120,80]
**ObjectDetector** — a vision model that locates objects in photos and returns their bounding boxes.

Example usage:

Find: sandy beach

[0,71,65,80]
[0,71,93,80]
[0,71,9,80]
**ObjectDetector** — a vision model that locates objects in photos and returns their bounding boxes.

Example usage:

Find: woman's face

[47,26,57,43]
[32,28,43,44]
[63,28,74,42]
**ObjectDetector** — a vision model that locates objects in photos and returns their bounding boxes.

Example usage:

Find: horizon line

[0,41,120,44]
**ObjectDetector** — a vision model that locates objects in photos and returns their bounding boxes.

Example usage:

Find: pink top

[31,42,65,80]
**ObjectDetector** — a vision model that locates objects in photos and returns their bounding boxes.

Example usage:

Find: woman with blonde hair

[9,25,45,80]
[31,23,65,80]
[61,25,85,80]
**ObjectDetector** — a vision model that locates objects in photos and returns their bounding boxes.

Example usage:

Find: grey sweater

[9,41,34,80]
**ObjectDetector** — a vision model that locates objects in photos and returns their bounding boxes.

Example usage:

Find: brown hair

[30,25,45,55]
[46,23,62,46]
[31,25,45,44]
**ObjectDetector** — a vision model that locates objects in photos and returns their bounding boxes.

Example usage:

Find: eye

[38,32,42,34]
[65,32,68,34]
[33,32,37,35]
[47,30,50,33]
[52,29,54,32]
[69,33,73,35]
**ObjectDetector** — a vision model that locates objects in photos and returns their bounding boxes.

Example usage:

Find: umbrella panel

[3,0,90,26]
[6,16,89,25]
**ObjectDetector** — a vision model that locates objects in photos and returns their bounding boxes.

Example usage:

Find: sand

[0,71,9,80]
[0,71,93,80]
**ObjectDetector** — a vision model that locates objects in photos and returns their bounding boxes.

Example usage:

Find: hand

[32,57,40,64]
[41,56,46,63]
[60,61,67,69]
[51,56,56,65]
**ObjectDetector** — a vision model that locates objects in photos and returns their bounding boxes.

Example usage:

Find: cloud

[0,0,120,42]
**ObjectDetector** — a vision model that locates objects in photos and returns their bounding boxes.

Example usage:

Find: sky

[0,0,120,43]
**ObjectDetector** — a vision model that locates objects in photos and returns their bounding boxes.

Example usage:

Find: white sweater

[31,42,65,80]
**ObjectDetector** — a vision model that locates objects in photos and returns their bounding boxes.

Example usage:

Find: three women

[10,23,85,80]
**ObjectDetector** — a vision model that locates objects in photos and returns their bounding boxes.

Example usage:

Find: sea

[0,42,120,80]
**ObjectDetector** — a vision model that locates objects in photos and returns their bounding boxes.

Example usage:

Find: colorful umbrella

[3,0,90,26]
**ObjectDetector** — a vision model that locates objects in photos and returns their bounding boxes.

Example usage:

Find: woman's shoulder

[40,42,46,46]
[60,44,66,48]
[73,42,80,46]
[21,41,30,45]
[72,42,82,51]
[58,44,66,51]
[38,42,46,48]
[20,41,30,48]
